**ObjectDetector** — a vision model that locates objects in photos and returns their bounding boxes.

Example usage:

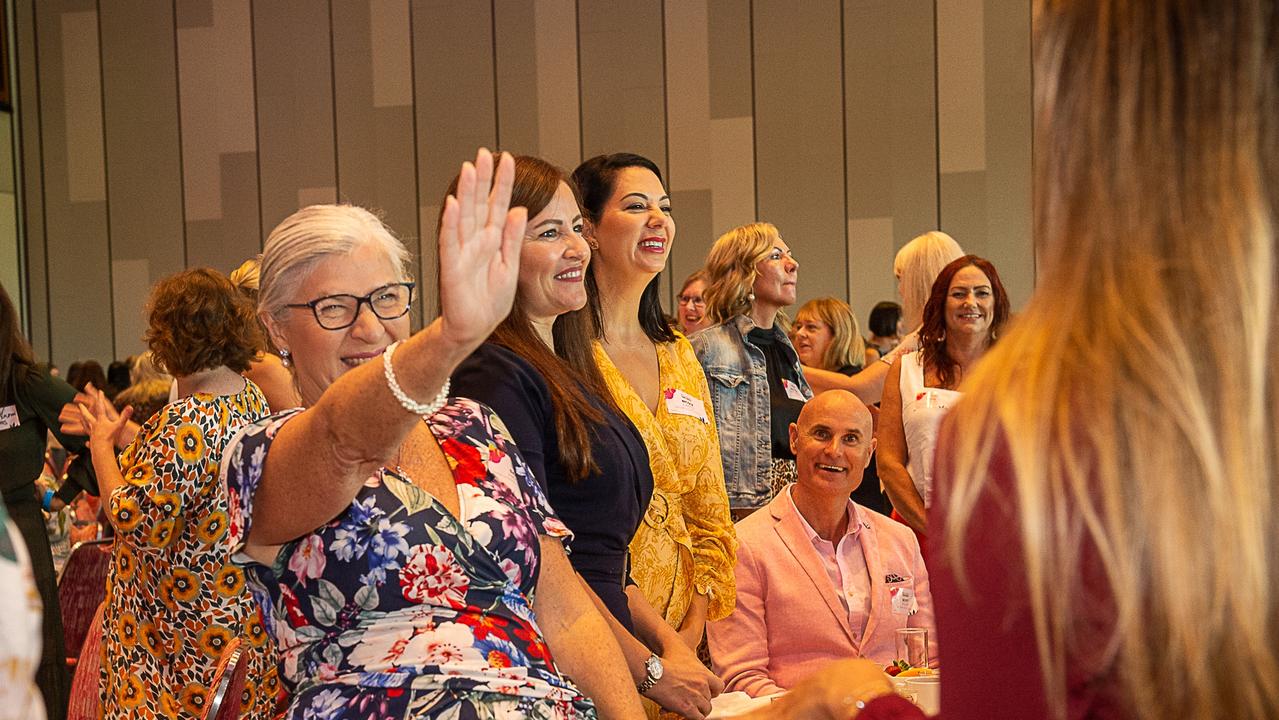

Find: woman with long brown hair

[876,255,1009,535]
[451,154,721,720]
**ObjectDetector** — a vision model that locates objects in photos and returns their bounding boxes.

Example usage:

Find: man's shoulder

[858,503,923,553]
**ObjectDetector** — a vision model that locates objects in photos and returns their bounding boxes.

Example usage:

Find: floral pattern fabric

[102,381,277,720]
[222,398,596,720]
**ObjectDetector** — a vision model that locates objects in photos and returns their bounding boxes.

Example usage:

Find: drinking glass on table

[895,627,929,668]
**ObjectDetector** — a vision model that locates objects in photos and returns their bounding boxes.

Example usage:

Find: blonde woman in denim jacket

[690,223,812,518]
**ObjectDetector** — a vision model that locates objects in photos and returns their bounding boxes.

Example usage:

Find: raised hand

[77,389,134,459]
[59,381,116,436]
[436,148,527,352]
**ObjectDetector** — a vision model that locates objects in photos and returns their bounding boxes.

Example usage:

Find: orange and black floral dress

[101,380,277,720]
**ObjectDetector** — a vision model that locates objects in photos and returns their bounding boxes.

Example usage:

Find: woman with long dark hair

[0,283,83,720]
[877,255,1009,535]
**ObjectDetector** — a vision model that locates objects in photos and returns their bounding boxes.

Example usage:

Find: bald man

[707,390,935,697]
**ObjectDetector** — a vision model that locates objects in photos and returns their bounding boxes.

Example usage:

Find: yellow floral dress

[594,336,737,631]
[102,381,277,720]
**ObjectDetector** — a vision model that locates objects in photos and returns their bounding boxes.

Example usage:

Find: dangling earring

[746,292,755,303]
[279,349,292,368]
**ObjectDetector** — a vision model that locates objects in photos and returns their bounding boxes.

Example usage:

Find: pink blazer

[707,492,936,696]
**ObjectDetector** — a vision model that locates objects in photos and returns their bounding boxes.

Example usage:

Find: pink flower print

[664,388,677,399]
[287,534,327,583]
[399,544,470,608]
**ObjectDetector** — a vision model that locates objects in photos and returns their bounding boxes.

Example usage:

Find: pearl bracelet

[381,341,450,417]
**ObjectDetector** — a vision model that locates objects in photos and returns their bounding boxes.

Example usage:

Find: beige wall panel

[0,111,13,195]
[254,0,338,232]
[708,116,755,237]
[110,258,149,357]
[412,0,498,320]
[333,0,420,290]
[981,0,1033,308]
[937,0,986,175]
[493,0,539,155]
[185,152,262,270]
[844,0,937,244]
[847,216,896,329]
[370,0,413,107]
[16,0,49,356]
[533,0,581,169]
[61,11,105,204]
[99,0,185,282]
[707,0,751,119]
[0,192,19,314]
[664,0,711,192]
[577,0,666,163]
[177,0,260,267]
[939,169,987,259]
[37,1,114,365]
[753,0,847,305]
[668,189,713,310]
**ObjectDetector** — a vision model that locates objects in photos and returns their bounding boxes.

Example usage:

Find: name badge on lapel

[782,378,806,402]
[0,405,19,431]
[663,388,709,423]
[890,585,918,616]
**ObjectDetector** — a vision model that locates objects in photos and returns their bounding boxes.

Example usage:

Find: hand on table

[645,637,724,720]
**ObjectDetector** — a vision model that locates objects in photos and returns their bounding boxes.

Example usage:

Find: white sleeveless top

[899,351,962,509]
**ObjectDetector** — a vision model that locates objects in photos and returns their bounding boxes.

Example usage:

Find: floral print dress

[222,398,597,720]
[102,381,277,720]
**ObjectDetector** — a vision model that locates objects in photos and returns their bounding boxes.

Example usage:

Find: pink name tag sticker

[782,378,807,402]
[0,404,19,431]
[663,388,709,423]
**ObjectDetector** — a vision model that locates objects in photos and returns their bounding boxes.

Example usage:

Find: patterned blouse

[102,381,276,720]
[222,398,597,720]
[594,336,737,627]
[0,503,44,720]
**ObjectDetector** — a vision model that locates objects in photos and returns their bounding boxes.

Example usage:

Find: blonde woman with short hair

[791,297,877,374]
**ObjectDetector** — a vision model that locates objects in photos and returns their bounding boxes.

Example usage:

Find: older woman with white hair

[220,150,644,720]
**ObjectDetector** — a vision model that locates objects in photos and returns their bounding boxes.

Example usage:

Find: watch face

[647,655,664,679]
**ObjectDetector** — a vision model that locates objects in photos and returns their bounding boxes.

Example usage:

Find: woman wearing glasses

[220,151,644,720]
[676,271,711,336]
[691,223,810,517]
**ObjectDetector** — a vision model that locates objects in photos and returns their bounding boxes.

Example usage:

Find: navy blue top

[451,341,654,633]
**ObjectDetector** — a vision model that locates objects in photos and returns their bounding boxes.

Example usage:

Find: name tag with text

[664,388,709,423]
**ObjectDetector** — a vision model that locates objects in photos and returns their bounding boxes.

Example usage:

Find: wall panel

[753,0,847,306]
[11,1,1035,364]
[100,0,185,355]
[254,0,337,236]
[37,1,113,365]
[411,0,497,319]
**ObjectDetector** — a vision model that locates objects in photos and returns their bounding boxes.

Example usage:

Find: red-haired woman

[77,268,276,719]
[876,256,1009,536]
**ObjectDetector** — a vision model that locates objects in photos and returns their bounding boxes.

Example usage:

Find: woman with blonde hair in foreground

[830,0,1279,717]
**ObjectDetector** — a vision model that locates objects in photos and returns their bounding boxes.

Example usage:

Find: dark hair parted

[145,268,263,377]
[919,255,1010,389]
[441,155,616,483]
[868,301,903,338]
[0,283,37,405]
[572,153,678,344]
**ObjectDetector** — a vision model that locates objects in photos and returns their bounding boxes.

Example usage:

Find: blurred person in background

[866,301,903,358]
[676,270,712,336]
[229,257,304,411]
[0,282,85,720]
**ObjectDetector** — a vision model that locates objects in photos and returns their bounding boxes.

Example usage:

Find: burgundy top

[859,418,1125,719]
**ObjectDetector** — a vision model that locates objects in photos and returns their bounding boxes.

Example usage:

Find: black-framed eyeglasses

[286,282,416,330]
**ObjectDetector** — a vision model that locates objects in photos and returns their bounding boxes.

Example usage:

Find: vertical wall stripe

[11,2,1035,363]
[93,0,115,358]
